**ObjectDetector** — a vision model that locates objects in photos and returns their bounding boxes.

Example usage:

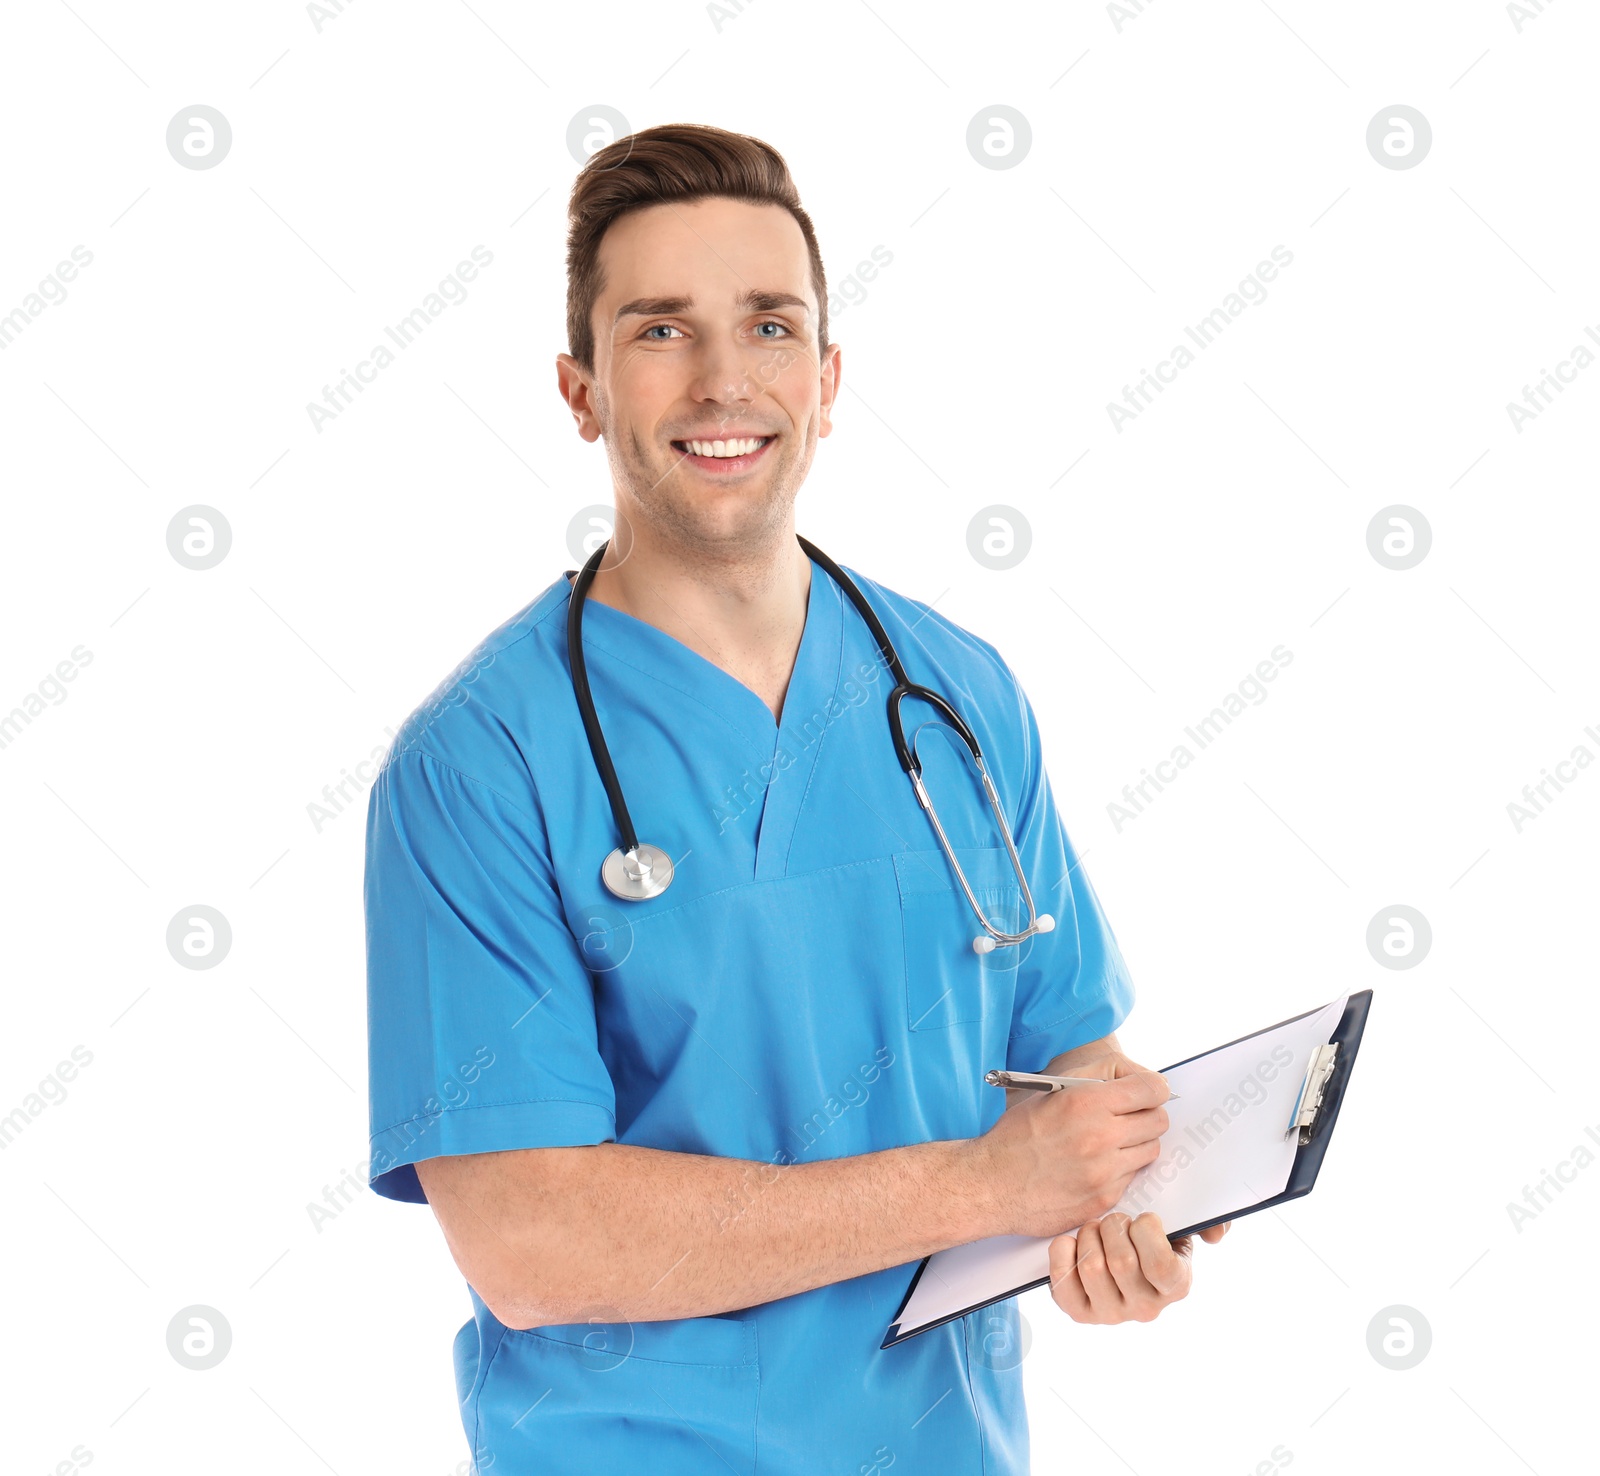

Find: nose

[685,332,757,408]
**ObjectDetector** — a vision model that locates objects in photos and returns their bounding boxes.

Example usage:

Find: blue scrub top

[363,554,1134,1476]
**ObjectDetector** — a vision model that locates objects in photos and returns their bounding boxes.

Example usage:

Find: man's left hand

[1047,1212,1230,1324]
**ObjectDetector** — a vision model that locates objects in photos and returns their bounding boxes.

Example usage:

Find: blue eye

[754,321,790,338]
[643,324,683,340]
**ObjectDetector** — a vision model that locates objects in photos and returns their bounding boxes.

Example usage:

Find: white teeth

[683,437,766,458]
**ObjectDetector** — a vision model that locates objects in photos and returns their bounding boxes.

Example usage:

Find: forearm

[1049,1031,1121,1071]
[422,1135,1005,1330]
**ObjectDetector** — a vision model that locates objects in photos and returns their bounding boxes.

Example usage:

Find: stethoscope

[566,534,1055,954]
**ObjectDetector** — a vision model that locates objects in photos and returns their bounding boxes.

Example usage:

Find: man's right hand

[967,1063,1171,1240]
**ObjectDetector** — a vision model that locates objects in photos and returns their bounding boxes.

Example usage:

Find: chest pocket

[895,845,1026,1031]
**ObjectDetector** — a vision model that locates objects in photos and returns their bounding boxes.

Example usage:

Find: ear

[817,341,843,439]
[556,353,604,443]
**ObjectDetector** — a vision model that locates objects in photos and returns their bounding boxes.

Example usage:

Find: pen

[985,1068,1180,1099]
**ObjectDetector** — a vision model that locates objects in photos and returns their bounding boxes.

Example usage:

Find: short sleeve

[999,665,1136,1070]
[363,747,616,1203]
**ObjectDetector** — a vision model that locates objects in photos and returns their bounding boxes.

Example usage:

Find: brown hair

[565,123,829,375]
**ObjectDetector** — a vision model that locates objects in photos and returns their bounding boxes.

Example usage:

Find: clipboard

[881,989,1373,1349]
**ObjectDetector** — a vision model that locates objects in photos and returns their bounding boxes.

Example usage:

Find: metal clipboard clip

[1285,1043,1339,1145]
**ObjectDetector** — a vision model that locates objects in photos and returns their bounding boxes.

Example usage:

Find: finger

[1047,1231,1093,1320]
[1104,1068,1172,1111]
[1109,1103,1171,1146]
[1129,1213,1192,1299]
[1071,1219,1125,1320]
[1199,1220,1231,1245]
[1093,1153,1154,1216]
[1099,1213,1165,1304]
[1111,1132,1165,1181]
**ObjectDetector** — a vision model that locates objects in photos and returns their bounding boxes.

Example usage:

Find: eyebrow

[613,289,811,325]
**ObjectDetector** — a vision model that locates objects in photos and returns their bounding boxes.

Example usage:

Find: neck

[585,521,814,723]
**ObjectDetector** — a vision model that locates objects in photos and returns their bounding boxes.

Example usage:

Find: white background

[3,1,1596,1472]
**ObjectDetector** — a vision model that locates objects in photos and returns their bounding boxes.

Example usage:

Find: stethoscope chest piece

[602,843,675,901]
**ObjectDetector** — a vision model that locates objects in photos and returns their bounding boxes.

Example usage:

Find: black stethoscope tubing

[565,533,1050,946]
[566,533,988,854]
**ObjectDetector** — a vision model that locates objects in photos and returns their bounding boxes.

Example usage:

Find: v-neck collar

[566,555,845,760]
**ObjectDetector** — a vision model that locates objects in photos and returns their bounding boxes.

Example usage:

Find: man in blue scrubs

[364,123,1227,1474]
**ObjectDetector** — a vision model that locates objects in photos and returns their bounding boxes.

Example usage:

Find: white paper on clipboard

[887,993,1350,1342]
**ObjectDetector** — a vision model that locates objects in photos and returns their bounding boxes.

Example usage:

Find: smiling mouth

[670,435,776,470]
